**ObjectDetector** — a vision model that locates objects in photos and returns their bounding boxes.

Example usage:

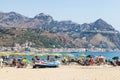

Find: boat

[33,60,60,68]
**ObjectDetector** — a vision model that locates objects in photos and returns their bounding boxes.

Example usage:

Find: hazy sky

[0,0,120,31]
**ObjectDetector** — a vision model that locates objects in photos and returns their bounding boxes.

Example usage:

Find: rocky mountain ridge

[0,12,118,32]
[0,12,120,50]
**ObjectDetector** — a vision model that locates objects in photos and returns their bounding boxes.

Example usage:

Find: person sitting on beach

[35,56,39,62]
[16,61,21,68]
[47,55,50,61]
[11,58,16,67]
[55,55,58,60]
[78,59,83,65]
[83,59,89,66]
[61,57,67,65]
[67,56,71,65]
[0,57,3,68]
[89,57,94,65]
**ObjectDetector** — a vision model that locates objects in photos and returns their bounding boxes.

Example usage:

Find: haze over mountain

[0,12,120,51]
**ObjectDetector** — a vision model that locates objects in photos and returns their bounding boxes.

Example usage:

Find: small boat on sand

[33,60,60,68]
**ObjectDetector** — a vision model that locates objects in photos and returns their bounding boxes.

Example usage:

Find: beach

[0,65,119,80]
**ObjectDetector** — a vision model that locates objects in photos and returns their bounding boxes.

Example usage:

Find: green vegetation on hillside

[0,27,63,48]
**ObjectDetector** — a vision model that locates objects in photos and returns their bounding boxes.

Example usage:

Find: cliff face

[0,12,120,50]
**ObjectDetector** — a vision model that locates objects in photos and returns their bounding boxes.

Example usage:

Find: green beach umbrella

[26,59,30,63]
[79,53,87,57]
[62,54,74,58]
[78,53,87,59]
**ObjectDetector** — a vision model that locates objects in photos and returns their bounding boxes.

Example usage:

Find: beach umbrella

[26,59,30,63]
[62,54,74,58]
[61,54,74,61]
[79,54,87,57]
[77,54,87,60]
[87,55,95,58]
[112,56,119,60]
[22,59,27,63]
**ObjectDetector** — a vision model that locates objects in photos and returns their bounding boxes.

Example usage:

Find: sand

[0,65,119,80]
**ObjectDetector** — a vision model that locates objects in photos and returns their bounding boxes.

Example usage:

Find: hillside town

[0,41,119,52]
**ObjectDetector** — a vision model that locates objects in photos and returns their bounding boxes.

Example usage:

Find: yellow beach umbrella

[22,59,27,63]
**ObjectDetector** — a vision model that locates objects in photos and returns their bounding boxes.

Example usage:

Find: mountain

[22,13,54,28]
[80,19,115,31]
[0,12,116,32]
[0,11,120,51]
[0,12,28,27]
[90,19,115,31]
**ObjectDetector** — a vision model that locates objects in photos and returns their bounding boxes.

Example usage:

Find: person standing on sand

[0,57,3,68]
[89,57,94,65]
[47,55,50,61]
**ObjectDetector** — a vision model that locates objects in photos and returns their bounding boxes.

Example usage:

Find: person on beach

[47,55,50,61]
[89,57,94,65]
[0,57,3,68]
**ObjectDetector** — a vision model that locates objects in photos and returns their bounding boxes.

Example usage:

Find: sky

[0,0,120,31]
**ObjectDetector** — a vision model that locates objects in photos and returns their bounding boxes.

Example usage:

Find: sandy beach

[0,65,119,80]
